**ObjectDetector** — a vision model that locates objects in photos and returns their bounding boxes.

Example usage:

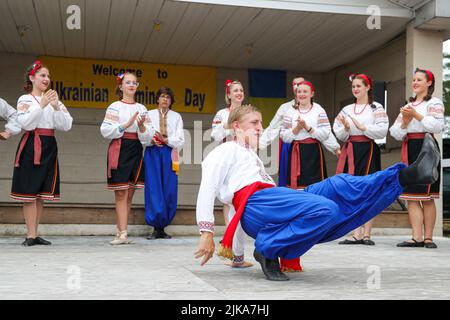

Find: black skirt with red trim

[107,138,144,190]
[342,141,381,176]
[400,137,440,201]
[286,142,327,189]
[10,133,60,202]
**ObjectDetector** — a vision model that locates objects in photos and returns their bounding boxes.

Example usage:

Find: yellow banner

[39,56,217,114]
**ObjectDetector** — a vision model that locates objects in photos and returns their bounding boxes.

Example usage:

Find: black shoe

[253,249,289,281]
[396,238,424,247]
[399,133,440,187]
[338,236,364,245]
[146,229,160,240]
[147,228,172,240]
[362,237,375,246]
[22,238,36,246]
[34,237,52,245]
[424,238,437,249]
[159,229,172,239]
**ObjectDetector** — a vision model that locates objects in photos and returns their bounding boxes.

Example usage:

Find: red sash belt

[290,138,319,189]
[217,181,275,259]
[108,132,139,178]
[401,133,426,165]
[336,135,373,175]
[14,128,55,168]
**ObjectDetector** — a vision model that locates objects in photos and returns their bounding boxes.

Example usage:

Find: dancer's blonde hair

[227,104,261,129]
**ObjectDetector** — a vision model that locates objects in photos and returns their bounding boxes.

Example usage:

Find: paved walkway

[1,236,449,300]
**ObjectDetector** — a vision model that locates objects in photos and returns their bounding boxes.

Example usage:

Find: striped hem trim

[10,193,60,202]
[107,183,132,190]
[399,194,438,201]
[107,182,145,190]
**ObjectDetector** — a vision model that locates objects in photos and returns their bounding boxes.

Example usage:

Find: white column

[405,21,444,236]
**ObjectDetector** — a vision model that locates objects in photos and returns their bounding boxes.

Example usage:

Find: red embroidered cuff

[198,221,215,233]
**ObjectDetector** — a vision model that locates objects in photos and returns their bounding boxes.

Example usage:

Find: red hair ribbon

[298,81,315,93]
[225,79,233,93]
[225,79,240,93]
[29,60,42,76]
[415,68,434,82]
[354,73,372,87]
[424,70,434,82]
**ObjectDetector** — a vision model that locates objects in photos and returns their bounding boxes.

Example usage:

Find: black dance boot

[159,228,172,239]
[22,238,36,246]
[34,237,52,245]
[399,133,440,187]
[253,249,289,281]
[147,228,161,240]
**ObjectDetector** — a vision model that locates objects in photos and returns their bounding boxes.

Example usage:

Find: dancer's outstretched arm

[195,144,235,265]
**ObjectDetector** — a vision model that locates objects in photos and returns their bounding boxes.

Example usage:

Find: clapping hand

[152,131,167,146]
[337,114,351,131]
[136,113,146,132]
[293,116,310,134]
[349,115,367,132]
[48,90,59,109]
[123,111,139,130]
[400,105,414,128]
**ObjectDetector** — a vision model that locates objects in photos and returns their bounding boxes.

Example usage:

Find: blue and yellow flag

[248,69,286,127]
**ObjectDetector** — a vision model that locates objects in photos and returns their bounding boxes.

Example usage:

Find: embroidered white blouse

[280,102,331,143]
[16,94,72,131]
[100,101,154,144]
[389,97,445,141]
[333,102,389,142]
[261,99,339,152]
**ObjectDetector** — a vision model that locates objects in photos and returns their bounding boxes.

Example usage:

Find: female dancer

[101,72,154,245]
[334,74,389,246]
[11,60,73,246]
[280,81,331,190]
[390,68,445,249]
